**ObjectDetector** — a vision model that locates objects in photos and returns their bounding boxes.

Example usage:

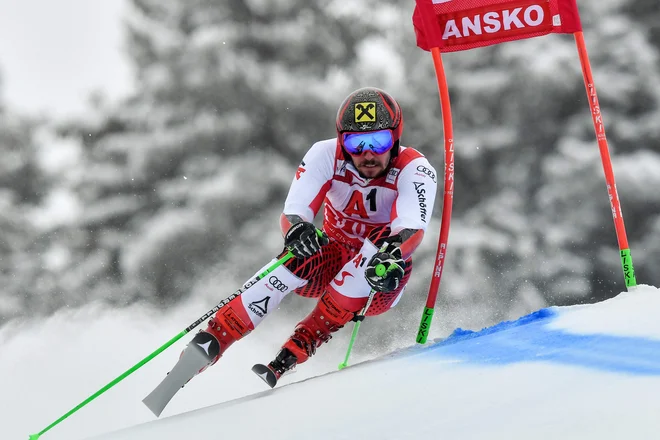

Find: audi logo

[268,276,288,292]
[416,165,436,182]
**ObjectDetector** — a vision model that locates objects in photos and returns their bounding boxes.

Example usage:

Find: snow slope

[5,285,660,440]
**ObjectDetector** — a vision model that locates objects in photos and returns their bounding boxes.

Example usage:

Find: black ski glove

[365,242,406,293]
[284,221,329,259]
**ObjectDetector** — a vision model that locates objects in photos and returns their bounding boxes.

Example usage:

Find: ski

[251,361,297,388]
[143,332,219,417]
[251,363,279,388]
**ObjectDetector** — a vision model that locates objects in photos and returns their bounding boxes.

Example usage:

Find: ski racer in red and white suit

[192,87,437,383]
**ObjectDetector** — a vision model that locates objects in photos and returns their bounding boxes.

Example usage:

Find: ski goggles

[341,129,394,155]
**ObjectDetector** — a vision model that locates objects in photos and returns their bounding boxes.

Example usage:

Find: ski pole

[338,243,390,371]
[338,286,377,370]
[339,242,398,370]
[28,251,294,440]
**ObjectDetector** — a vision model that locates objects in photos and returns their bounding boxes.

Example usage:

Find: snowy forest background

[0,0,659,350]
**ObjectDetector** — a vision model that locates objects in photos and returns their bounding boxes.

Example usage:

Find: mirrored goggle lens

[342,130,394,155]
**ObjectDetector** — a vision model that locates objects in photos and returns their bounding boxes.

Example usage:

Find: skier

[166,86,437,391]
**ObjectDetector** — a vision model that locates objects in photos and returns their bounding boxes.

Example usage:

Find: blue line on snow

[424,308,660,375]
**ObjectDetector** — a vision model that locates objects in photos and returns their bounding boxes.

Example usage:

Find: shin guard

[282,291,355,365]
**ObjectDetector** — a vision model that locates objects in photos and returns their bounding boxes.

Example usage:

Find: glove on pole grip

[284,221,329,259]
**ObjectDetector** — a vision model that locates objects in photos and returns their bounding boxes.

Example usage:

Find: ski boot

[252,291,352,388]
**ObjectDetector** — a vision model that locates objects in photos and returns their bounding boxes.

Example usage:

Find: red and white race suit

[203,138,437,357]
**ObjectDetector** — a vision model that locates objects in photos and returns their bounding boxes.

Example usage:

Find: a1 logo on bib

[354,102,377,123]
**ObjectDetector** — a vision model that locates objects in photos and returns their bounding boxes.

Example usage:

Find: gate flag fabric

[413,0,582,52]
